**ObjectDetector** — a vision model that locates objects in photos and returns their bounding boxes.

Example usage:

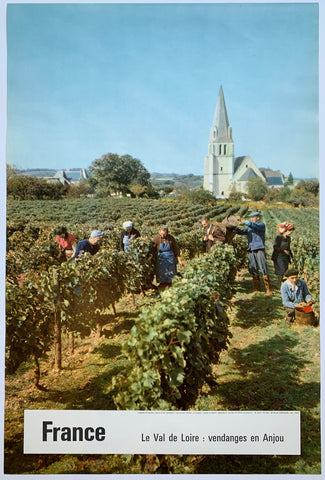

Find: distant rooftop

[20,168,89,185]
[261,169,284,186]
[262,169,284,179]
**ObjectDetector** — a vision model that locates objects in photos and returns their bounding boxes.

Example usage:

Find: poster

[1,0,323,478]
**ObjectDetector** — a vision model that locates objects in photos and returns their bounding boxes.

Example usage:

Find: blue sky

[5,2,319,178]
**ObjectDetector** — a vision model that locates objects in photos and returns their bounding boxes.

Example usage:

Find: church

[203,86,284,198]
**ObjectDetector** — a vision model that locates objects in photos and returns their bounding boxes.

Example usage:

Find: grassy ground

[4,265,321,475]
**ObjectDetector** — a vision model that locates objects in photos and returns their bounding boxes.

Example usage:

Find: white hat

[90,230,104,238]
[123,221,133,229]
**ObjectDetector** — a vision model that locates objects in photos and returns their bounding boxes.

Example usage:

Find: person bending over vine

[152,226,184,289]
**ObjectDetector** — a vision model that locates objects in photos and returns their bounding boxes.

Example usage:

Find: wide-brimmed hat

[249,211,260,217]
[90,230,105,238]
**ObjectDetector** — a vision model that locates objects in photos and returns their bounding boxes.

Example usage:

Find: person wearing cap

[153,226,184,288]
[234,212,271,294]
[281,268,314,323]
[73,230,104,258]
[120,221,140,252]
[271,222,295,288]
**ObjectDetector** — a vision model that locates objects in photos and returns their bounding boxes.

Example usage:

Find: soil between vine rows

[4,262,321,475]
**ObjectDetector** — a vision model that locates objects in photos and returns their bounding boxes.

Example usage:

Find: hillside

[150,172,203,189]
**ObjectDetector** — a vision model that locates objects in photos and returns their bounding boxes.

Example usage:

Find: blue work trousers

[248,249,269,276]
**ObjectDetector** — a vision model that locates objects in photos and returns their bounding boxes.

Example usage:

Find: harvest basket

[222,215,241,229]
[295,305,317,326]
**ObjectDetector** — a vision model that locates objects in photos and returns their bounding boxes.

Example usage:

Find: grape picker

[73,230,104,258]
[281,268,314,323]
[120,221,140,252]
[54,226,77,260]
[271,221,295,289]
[200,216,236,251]
[234,211,272,295]
[152,226,184,288]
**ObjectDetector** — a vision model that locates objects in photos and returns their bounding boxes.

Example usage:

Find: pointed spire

[210,85,233,142]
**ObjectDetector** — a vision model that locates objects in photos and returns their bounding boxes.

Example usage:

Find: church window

[220,167,223,172]
[224,144,227,154]
[219,145,222,155]
[221,191,224,196]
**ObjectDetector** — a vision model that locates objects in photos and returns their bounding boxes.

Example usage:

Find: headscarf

[277,222,294,234]
[123,221,133,229]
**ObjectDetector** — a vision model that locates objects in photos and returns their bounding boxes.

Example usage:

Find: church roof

[234,156,251,173]
[262,169,283,178]
[237,168,259,181]
[211,85,233,142]
[265,176,284,186]
[261,169,284,185]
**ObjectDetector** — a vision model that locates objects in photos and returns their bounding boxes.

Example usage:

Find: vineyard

[5,197,320,475]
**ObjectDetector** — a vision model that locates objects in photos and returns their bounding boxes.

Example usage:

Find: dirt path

[194,264,321,473]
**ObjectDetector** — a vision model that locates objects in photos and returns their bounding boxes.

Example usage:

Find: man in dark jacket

[201,216,230,252]
[234,212,271,294]
[73,230,104,258]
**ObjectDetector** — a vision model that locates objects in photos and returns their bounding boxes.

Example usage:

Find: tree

[247,177,268,201]
[287,180,319,207]
[285,172,294,186]
[181,189,216,205]
[7,175,68,200]
[89,153,151,196]
[161,186,174,195]
[143,183,160,199]
[278,187,293,203]
[65,180,94,198]
[7,164,19,179]
[129,183,147,198]
[263,188,281,204]
[297,180,319,196]
[228,191,246,202]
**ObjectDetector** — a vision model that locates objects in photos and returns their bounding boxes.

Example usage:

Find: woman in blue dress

[153,226,184,288]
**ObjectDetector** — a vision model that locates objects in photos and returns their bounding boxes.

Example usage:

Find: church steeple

[204,85,235,198]
[210,85,233,143]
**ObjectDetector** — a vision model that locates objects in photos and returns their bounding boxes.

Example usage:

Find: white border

[1,1,323,479]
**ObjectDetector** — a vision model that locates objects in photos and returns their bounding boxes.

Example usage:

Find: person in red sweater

[54,227,77,260]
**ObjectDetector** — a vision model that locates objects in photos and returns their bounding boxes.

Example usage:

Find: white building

[203,86,283,198]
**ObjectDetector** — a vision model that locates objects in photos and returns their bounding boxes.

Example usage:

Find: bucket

[295,305,317,326]
[222,215,241,229]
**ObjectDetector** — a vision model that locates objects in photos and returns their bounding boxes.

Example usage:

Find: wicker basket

[222,215,241,229]
[295,306,317,326]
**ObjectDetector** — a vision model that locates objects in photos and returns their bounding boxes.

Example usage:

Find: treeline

[7,174,70,200]
[231,177,319,207]
[7,154,160,201]
[7,159,319,207]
